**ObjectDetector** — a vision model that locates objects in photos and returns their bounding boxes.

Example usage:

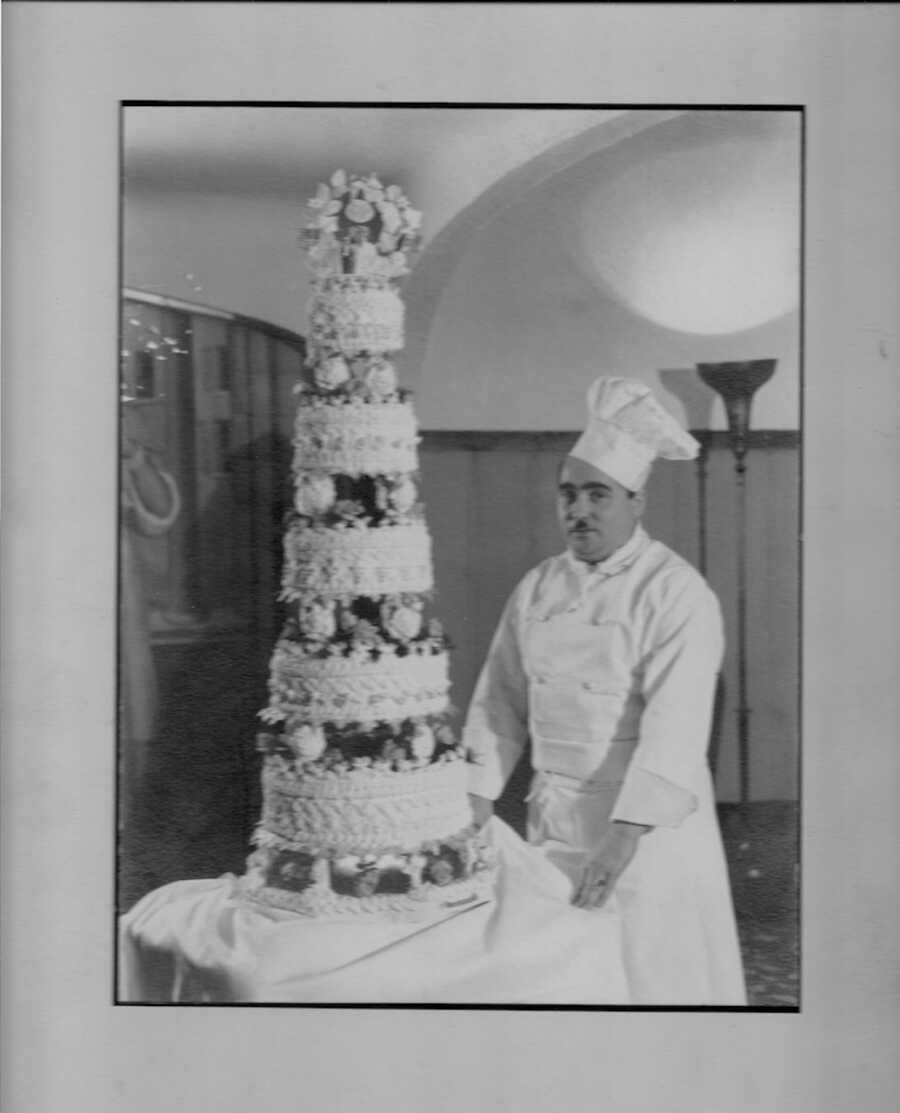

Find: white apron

[521,605,746,1006]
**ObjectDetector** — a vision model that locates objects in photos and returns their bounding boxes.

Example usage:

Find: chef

[463,376,746,1004]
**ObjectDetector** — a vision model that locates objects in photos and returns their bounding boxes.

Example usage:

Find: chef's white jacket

[463,525,746,1004]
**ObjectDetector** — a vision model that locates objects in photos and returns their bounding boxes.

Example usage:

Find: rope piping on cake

[261,753,468,798]
[266,695,450,729]
[292,444,419,478]
[291,399,419,476]
[265,644,450,726]
[260,756,460,792]
[258,799,477,855]
[280,519,434,601]
[251,815,484,858]
[259,774,472,850]
[293,396,418,436]
[307,277,405,355]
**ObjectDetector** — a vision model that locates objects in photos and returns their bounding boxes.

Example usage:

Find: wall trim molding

[421,429,801,452]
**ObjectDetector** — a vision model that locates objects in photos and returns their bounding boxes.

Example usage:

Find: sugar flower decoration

[410,722,436,761]
[381,598,423,642]
[303,170,422,279]
[289,723,327,762]
[388,476,417,514]
[314,353,351,392]
[294,473,336,517]
[299,599,337,642]
[363,357,398,400]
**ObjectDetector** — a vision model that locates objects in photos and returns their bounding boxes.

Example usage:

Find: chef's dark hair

[556,455,640,498]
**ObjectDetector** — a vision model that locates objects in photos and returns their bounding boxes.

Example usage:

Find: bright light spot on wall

[570,131,800,336]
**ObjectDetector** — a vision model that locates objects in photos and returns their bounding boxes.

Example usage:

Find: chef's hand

[573,821,652,909]
[468,793,494,829]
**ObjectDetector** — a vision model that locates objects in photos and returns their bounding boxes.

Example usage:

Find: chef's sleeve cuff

[610,768,698,828]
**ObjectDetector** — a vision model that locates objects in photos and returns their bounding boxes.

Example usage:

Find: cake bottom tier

[243,753,495,919]
[240,825,496,919]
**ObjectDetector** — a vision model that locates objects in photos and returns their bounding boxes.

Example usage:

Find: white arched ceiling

[564,111,801,335]
[400,109,685,379]
[123,106,801,432]
[124,105,630,228]
[413,109,801,430]
[123,105,633,326]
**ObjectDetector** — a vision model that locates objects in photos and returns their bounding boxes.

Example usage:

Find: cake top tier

[304,170,423,281]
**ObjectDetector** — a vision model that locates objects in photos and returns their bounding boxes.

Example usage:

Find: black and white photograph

[116,104,801,1009]
[4,5,899,1113]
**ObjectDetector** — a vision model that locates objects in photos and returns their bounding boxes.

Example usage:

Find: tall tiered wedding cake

[238,170,494,918]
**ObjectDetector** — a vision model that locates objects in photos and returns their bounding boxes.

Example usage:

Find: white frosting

[260,758,472,854]
[281,520,433,602]
[308,275,405,354]
[293,399,419,477]
[267,642,450,725]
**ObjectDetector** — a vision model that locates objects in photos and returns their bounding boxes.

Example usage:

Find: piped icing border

[293,398,419,477]
[281,520,433,602]
[266,641,450,725]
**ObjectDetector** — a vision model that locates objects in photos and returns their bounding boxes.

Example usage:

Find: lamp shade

[697,359,777,463]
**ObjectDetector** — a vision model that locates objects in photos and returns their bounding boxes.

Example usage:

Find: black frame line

[115,99,804,1013]
[123,99,802,110]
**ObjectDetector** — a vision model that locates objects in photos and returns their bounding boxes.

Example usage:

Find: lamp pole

[697,360,776,808]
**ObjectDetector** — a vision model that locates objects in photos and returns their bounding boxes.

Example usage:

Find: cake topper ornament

[304,170,423,279]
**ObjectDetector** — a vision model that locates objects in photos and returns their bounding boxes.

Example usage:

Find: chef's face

[557,456,644,564]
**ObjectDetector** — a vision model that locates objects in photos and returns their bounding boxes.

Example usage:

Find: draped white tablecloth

[118,818,629,1004]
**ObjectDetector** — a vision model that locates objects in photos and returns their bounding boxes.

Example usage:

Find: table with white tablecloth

[118,818,630,1005]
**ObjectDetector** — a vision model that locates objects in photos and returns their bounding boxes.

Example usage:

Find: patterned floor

[739,918,800,1007]
[720,802,800,1008]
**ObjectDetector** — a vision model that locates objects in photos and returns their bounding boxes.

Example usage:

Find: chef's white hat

[569,376,699,491]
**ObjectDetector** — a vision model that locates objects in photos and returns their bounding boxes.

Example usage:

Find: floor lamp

[697,360,777,809]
